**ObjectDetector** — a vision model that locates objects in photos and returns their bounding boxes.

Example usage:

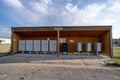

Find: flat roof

[12,25,112,29]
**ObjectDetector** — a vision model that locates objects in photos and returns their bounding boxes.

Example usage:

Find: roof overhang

[12,26,112,37]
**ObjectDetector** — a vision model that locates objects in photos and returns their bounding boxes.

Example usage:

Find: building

[0,38,11,44]
[112,38,120,46]
[11,26,113,57]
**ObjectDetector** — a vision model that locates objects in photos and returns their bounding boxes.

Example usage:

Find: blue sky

[0,0,120,38]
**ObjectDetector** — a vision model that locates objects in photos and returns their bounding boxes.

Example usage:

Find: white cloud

[1,0,120,38]
[3,0,23,8]
[100,17,116,25]
[110,1,120,11]
[61,3,105,25]
[43,0,52,4]
[30,0,51,14]
[0,27,11,38]
[59,1,120,38]
[3,0,49,26]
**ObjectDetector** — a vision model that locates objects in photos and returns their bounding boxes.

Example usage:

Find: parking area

[0,54,120,80]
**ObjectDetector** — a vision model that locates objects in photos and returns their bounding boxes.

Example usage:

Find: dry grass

[0,44,10,53]
[0,44,10,57]
[113,47,120,57]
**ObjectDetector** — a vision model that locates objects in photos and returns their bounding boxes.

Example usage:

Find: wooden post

[110,28,113,58]
[10,31,13,53]
[54,28,63,57]
[57,30,60,57]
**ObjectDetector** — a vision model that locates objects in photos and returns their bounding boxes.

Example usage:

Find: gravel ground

[0,54,120,80]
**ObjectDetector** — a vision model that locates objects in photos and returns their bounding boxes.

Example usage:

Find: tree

[0,40,3,44]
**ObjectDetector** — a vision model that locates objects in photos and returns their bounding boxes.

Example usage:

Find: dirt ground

[0,54,120,80]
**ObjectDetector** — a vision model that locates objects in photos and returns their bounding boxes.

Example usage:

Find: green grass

[0,52,10,57]
[106,48,120,66]
[115,58,120,65]
[114,48,120,66]
[106,58,120,67]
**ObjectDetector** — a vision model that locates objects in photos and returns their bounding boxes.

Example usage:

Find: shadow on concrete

[0,53,108,64]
